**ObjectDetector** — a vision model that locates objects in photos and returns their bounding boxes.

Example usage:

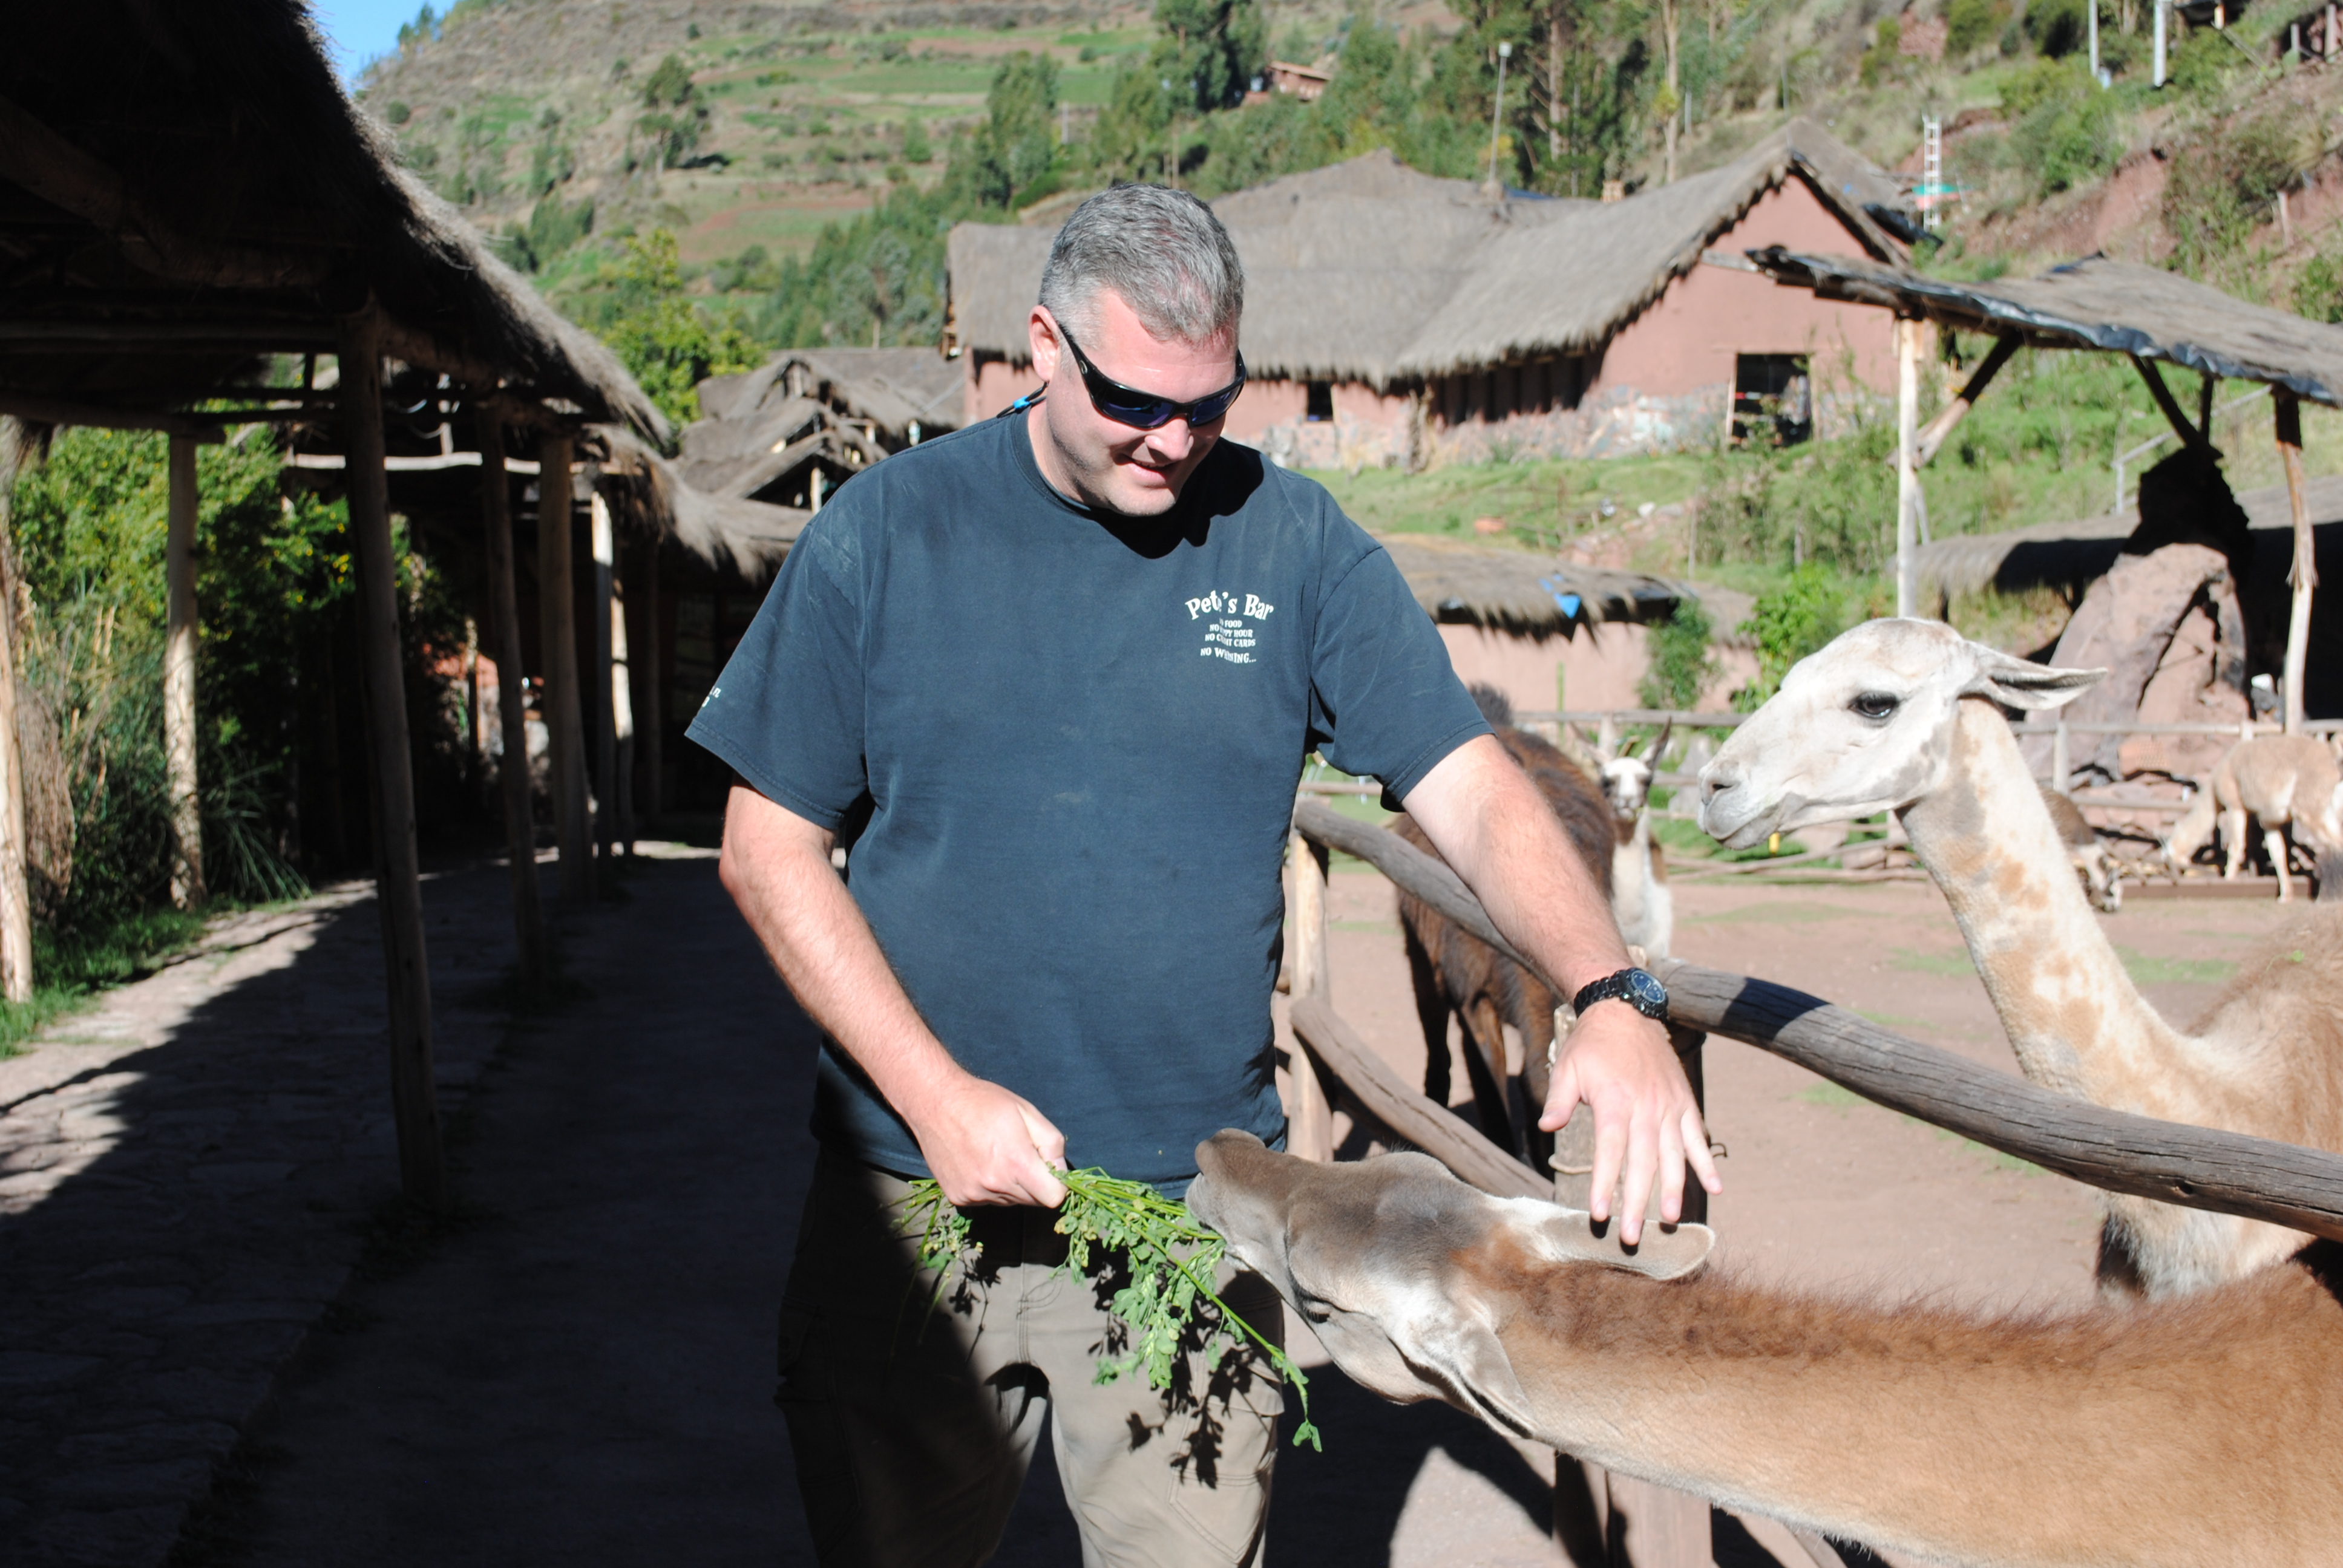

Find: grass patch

[0,904,218,1057]
[1682,900,1870,925]
[1798,1081,1870,1111]
[2115,947,2238,986]
[1306,453,1709,552]
[1893,947,1977,976]
[1801,1082,2045,1175]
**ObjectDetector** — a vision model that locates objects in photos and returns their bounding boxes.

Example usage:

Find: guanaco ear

[1964,645,2105,712]
[1404,1298,1539,1439]
[1520,1201,1716,1280]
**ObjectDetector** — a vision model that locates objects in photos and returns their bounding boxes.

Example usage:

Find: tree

[600,230,758,430]
[1153,0,1269,111]
[964,53,1063,209]
[642,53,695,109]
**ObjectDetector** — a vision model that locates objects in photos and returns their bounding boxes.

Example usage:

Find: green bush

[1999,59,2123,195]
[2025,0,2090,58]
[1734,568,1856,711]
[2164,108,2304,275]
[1639,598,1719,711]
[1947,0,2010,57]
[2298,247,2343,322]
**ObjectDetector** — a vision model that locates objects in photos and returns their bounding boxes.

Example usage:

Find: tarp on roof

[1750,249,2343,407]
[1376,534,1683,638]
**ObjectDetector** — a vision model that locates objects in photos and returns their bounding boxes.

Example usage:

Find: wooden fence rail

[1287,797,2343,1241]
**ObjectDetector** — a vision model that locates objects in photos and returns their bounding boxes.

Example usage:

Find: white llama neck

[1898,700,2200,1117]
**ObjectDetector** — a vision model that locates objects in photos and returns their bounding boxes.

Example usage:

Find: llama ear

[1965,645,2106,712]
[1519,1201,1715,1280]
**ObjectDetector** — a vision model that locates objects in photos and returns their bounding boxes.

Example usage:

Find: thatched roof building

[1377,535,1682,636]
[678,347,962,514]
[946,122,1913,464]
[947,120,1910,388]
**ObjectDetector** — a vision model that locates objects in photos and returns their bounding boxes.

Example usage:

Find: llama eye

[1850,692,1899,721]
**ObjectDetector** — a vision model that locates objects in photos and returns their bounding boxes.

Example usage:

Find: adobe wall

[1437,622,1653,716]
[1585,176,1898,402]
[965,354,1043,425]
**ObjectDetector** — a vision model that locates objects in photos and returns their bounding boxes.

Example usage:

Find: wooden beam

[1293,797,2343,1238]
[337,309,446,1210]
[0,390,223,439]
[1895,318,1921,617]
[474,403,545,993]
[2131,354,2212,450]
[1287,993,1547,1201]
[0,321,336,348]
[0,91,328,290]
[635,537,662,831]
[163,435,202,907]
[2275,389,2318,735]
[538,433,593,901]
[0,426,35,1002]
[1653,959,2343,1242]
[1913,332,2017,466]
[1283,832,1334,1162]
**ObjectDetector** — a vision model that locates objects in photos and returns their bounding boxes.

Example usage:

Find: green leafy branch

[899,1168,1320,1451]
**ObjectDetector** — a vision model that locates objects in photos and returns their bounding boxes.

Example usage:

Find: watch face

[1626,969,1668,1012]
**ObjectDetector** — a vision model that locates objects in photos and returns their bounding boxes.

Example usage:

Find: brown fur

[2039,782,2120,913]
[1391,727,1612,1157]
[1191,1134,2343,1568]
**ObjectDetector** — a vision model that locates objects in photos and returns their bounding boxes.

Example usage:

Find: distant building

[680,347,964,511]
[1265,59,1332,100]
[944,119,1916,467]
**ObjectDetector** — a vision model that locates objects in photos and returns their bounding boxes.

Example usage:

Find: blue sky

[310,0,424,80]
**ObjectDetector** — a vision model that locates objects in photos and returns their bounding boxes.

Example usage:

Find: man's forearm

[716,786,963,1117]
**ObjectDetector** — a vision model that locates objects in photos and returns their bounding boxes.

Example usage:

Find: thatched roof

[698,348,963,437]
[600,428,807,584]
[945,122,1913,390]
[1377,534,1683,637]
[1750,250,2343,407]
[1,0,664,441]
[1912,473,2343,598]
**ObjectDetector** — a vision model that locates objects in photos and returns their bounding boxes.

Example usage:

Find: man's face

[1025,290,1238,517]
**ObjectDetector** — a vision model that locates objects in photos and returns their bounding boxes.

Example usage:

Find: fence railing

[1282,795,2343,1567]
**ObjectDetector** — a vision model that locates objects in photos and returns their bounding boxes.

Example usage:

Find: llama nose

[1699,757,1743,807]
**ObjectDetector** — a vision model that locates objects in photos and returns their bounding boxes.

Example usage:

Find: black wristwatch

[1572,967,1670,1021]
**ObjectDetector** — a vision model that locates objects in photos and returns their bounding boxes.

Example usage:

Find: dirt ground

[32,852,2295,1568]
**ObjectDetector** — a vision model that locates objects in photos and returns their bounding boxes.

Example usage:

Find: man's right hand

[905,1070,1069,1208]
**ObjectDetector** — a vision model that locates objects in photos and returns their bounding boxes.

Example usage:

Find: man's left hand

[1540,1002,1720,1246]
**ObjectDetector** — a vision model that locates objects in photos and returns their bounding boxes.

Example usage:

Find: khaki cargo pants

[776,1149,1286,1568]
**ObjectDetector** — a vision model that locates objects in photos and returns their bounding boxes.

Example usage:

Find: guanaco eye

[1850,692,1899,721]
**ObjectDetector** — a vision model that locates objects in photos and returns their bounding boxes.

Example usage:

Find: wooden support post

[598,492,637,853]
[2275,390,2317,735]
[1285,831,1334,1161]
[538,433,592,900]
[636,537,662,831]
[0,424,36,1003]
[164,434,203,907]
[2198,371,2217,440]
[2131,355,2210,450]
[474,403,545,994]
[1895,318,1920,618]
[337,310,446,1209]
[1913,333,2017,466]
[2052,720,2071,791]
[591,490,618,861]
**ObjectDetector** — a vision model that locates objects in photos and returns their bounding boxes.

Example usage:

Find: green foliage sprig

[900,1168,1320,1450]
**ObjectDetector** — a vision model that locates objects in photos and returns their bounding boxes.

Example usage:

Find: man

[694,184,1718,1567]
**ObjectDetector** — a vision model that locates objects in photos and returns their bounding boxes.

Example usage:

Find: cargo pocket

[775,1303,859,1557]
[1167,1462,1274,1565]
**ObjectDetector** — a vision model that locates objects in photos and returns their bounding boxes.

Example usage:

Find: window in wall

[1305,381,1334,421]
[1731,353,1812,448]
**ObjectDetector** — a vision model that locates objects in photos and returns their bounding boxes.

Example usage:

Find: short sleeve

[1308,546,1490,799]
[684,518,870,829]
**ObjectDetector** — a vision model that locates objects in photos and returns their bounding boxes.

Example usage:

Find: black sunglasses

[1055,322,1246,431]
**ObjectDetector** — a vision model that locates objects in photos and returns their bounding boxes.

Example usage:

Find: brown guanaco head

[1188,1131,1714,1439]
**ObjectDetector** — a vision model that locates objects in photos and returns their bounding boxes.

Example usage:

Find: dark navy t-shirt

[687,408,1487,1188]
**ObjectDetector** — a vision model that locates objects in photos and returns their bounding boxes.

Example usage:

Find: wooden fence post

[537,432,592,899]
[474,403,545,994]
[338,309,446,1210]
[1285,830,1334,1161]
[0,424,36,1003]
[164,433,203,907]
[1894,316,1920,619]
[597,492,636,852]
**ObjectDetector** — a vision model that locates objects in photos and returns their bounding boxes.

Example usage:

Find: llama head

[1188,1131,1712,1438]
[1593,720,1670,824]
[1698,619,2104,851]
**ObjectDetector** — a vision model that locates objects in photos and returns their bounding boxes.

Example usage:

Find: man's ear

[1965,645,2105,712]
[1027,306,1061,382]
[1516,1200,1715,1280]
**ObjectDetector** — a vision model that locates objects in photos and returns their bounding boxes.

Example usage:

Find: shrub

[1734,568,1855,710]
[1639,598,1719,711]
[1947,0,2009,57]
[2025,0,2091,57]
[2298,248,2343,322]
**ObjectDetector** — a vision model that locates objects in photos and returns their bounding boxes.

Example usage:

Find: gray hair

[1037,183,1244,347]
